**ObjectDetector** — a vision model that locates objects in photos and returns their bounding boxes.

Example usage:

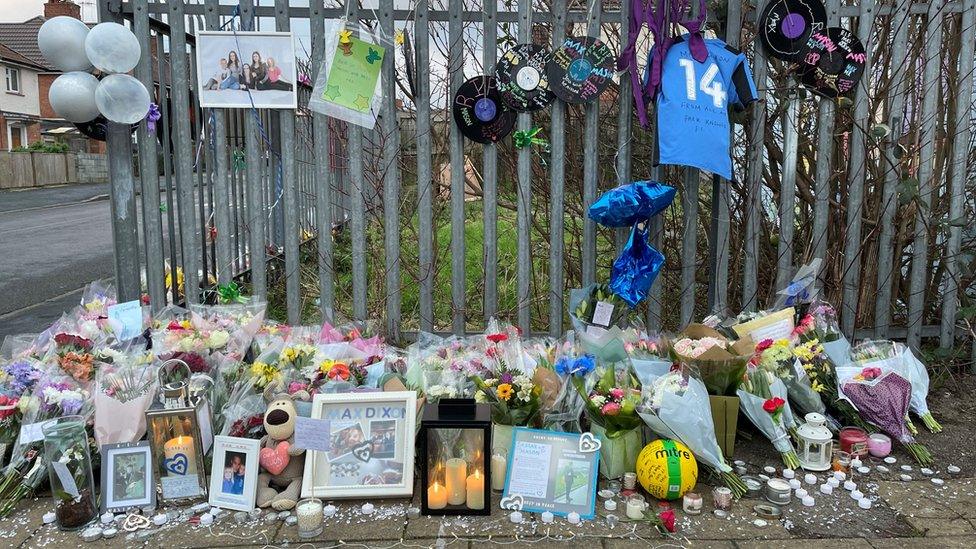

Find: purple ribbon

[619,0,709,127]
[146,102,161,134]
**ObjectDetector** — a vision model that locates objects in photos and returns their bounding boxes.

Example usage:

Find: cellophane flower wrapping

[569,285,642,363]
[93,352,157,446]
[624,330,672,387]
[189,299,266,362]
[851,340,938,432]
[0,358,44,450]
[472,322,542,426]
[738,368,799,468]
[404,334,474,401]
[574,361,644,479]
[220,374,266,438]
[542,334,593,432]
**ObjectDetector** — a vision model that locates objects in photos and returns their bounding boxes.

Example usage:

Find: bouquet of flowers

[542,337,594,432]
[806,300,852,367]
[71,280,119,342]
[672,325,754,396]
[48,332,98,384]
[624,330,672,387]
[738,367,800,468]
[153,318,231,377]
[851,340,940,433]
[569,284,638,363]
[404,334,474,401]
[0,375,93,518]
[93,356,157,446]
[472,332,542,427]
[0,359,43,456]
[638,368,747,496]
[189,299,266,361]
[837,365,932,464]
[573,362,643,479]
[753,337,840,432]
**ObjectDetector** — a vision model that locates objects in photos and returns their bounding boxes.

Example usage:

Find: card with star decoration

[322,34,385,114]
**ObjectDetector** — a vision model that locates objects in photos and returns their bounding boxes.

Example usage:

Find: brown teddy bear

[256,380,308,510]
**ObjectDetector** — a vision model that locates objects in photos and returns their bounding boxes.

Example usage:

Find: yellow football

[635,439,698,500]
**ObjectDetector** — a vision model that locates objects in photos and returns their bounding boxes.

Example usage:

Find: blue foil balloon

[587,181,676,227]
[609,224,665,308]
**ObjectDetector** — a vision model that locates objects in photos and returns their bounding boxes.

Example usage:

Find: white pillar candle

[490,452,507,491]
[445,458,467,506]
[163,435,197,475]
[465,470,485,510]
[426,482,448,510]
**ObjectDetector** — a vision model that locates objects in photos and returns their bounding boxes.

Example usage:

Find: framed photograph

[502,428,600,519]
[208,436,260,512]
[195,31,297,109]
[101,442,155,512]
[301,391,417,499]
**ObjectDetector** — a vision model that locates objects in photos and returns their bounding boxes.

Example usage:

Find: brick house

[0,43,44,150]
[0,1,105,153]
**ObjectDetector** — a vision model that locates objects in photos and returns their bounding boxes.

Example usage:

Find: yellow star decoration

[394,29,405,45]
[339,29,353,44]
[353,95,370,111]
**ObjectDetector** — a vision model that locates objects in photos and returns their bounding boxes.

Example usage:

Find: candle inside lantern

[490,451,507,491]
[427,482,448,510]
[465,470,485,510]
[163,435,196,475]
[445,458,467,505]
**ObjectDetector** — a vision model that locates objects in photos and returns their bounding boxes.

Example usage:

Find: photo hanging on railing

[194,31,297,109]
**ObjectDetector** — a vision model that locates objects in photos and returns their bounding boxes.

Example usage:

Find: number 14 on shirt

[678,59,727,109]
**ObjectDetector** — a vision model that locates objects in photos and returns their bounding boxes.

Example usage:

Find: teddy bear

[255,380,308,510]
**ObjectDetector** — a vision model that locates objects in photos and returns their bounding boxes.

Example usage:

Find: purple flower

[3,360,41,396]
[60,397,83,416]
[500,372,513,384]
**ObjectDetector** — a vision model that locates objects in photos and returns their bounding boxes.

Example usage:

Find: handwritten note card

[294,417,332,452]
[107,300,143,341]
[322,35,384,113]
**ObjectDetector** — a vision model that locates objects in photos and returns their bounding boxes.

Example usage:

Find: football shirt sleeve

[731,52,759,111]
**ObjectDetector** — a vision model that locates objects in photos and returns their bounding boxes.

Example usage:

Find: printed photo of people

[113,450,148,501]
[196,31,297,108]
[554,459,589,506]
[327,423,366,462]
[369,420,397,459]
[221,451,247,496]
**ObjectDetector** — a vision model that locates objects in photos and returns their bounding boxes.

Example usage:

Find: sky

[0,0,99,22]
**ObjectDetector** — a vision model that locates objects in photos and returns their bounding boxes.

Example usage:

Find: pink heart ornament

[260,441,290,475]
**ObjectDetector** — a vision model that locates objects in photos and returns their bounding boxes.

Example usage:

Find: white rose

[208,330,230,349]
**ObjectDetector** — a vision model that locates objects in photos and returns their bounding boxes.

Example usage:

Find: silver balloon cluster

[40,17,150,124]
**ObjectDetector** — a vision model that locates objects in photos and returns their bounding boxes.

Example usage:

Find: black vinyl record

[546,36,614,104]
[496,43,554,112]
[758,0,827,61]
[795,27,866,97]
[452,75,516,144]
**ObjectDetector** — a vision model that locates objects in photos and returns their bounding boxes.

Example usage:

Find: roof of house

[0,16,52,70]
[0,42,46,71]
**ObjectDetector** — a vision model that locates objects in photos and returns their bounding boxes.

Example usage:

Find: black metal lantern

[419,399,492,516]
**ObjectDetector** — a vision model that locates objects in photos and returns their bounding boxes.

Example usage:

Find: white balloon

[49,72,100,123]
[85,22,141,74]
[95,74,150,124]
[37,16,93,72]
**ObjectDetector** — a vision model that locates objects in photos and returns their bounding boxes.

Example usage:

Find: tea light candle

[427,481,447,510]
[833,471,847,482]
[802,496,815,507]
[850,490,863,500]
[931,478,944,486]
[763,466,776,474]
[844,480,856,491]
[804,473,818,485]
[567,511,581,524]
[100,512,114,525]
[445,458,467,506]
[153,513,168,526]
[819,484,833,495]
[163,435,197,475]
[199,513,214,527]
[682,492,703,515]
[509,511,523,524]
[788,478,802,490]
[43,511,56,524]
[490,451,507,491]
[361,503,374,515]
[541,511,554,523]
[465,470,485,510]
[623,472,638,490]
[297,498,324,539]
[782,469,795,479]
[884,456,897,464]
[322,504,337,517]
[795,488,808,498]
[604,499,617,511]
[80,527,102,542]
[876,465,890,473]
[947,465,961,474]
[858,498,872,510]
[851,458,862,469]
[827,477,840,488]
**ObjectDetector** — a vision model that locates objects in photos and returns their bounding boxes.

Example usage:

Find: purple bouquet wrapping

[840,370,932,465]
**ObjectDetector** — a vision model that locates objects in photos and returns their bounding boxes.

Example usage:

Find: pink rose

[609,388,625,400]
[601,402,621,416]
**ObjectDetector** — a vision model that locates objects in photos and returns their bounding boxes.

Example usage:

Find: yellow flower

[496,383,513,401]
[811,380,825,393]
[281,347,298,363]
[250,361,280,387]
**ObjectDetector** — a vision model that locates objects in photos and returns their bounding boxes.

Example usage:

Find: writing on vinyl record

[546,36,614,104]
[452,75,515,144]
[496,43,554,112]
[758,0,827,60]
[795,27,865,97]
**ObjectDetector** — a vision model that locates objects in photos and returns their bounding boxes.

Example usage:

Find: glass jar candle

[839,427,869,457]
[832,450,852,474]
[625,494,647,520]
[296,497,324,538]
[713,486,733,511]
[867,433,892,458]
[43,416,97,530]
[682,492,703,515]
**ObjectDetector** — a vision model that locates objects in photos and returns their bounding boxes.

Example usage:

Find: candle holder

[296,497,324,538]
[145,360,211,503]
[797,413,833,471]
[419,399,491,516]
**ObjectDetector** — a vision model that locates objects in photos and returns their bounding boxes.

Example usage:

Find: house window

[5,67,20,93]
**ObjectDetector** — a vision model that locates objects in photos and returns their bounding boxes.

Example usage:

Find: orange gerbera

[496,383,513,401]
[326,362,350,381]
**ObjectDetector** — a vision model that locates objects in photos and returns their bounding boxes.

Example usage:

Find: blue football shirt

[649,36,758,180]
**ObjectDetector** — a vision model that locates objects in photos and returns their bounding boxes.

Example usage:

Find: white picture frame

[101,442,155,512]
[208,436,260,512]
[301,391,417,499]
[194,31,298,109]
